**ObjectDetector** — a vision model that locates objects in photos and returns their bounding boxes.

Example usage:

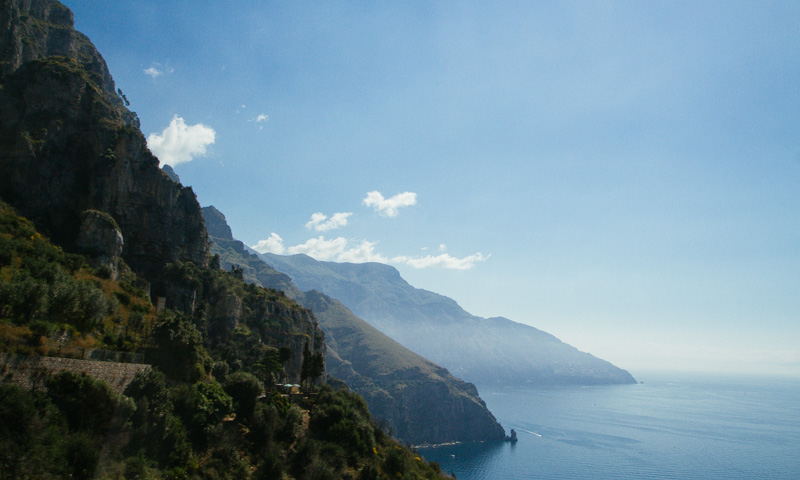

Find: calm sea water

[419,372,800,479]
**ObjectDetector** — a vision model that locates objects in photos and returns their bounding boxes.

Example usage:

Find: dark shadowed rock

[202,205,234,240]
[75,209,123,277]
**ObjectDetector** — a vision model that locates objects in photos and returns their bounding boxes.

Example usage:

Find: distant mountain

[202,206,299,294]
[161,164,181,184]
[203,206,506,445]
[259,253,637,386]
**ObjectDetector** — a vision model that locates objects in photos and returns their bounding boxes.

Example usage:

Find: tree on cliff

[149,312,211,382]
[301,340,325,389]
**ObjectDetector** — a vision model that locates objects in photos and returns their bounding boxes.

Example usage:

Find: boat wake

[516,428,542,438]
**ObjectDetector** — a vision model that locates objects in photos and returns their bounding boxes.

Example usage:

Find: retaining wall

[0,353,151,394]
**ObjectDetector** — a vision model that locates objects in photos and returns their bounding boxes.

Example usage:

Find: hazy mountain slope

[260,253,636,385]
[203,206,506,444]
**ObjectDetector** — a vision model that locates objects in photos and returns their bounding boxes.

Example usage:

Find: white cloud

[392,252,489,270]
[337,240,389,263]
[250,233,285,254]
[144,67,162,78]
[147,115,216,167]
[287,236,348,261]
[250,113,269,130]
[288,237,390,264]
[306,212,352,232]
[265,233,487,269]
[143,62,174,78]
[363,191,417,217]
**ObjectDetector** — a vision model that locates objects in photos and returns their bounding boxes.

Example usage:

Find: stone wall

[0,353,150,394]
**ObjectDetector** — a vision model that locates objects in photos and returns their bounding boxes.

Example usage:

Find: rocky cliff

[0,0,208,297]
[0,0,325,376]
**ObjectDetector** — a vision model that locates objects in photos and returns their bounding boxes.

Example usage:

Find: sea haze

[419,372,800,479]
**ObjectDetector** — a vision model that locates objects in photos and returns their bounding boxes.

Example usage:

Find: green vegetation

[0,200,155,356]
[0,200,449,478]
[0,371,446,479]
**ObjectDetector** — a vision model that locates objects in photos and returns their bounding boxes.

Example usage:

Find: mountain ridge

[259,252,637,386]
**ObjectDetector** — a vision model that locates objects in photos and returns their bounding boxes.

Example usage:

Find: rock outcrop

[202,205,234,241]
[75,209,124,277]
[161,164,181,184]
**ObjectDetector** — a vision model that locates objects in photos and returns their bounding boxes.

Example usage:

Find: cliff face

[0,0,118,99]
[0,0,208,289]
[0,0,326,378]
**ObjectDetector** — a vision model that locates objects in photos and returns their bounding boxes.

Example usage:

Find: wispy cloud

[251,233,285,254]
[144,67,161,78]
[252,192,484,268]
[287,237,390,263]
[363,191,417,217]
[306,212,352,232]
[147,115,216,167]
[337,240,389,263]
[285,236,350,261]
[252,234,486,269]
[393,252,489,270]
[249,113,269,130]
[143,62,174,78]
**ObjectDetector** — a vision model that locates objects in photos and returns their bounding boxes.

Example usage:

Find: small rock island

[505,429,518,443]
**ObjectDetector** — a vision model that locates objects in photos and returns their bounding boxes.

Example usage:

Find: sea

[418,372,800,479]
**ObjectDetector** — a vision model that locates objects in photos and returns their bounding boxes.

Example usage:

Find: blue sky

[63,1,800,377]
